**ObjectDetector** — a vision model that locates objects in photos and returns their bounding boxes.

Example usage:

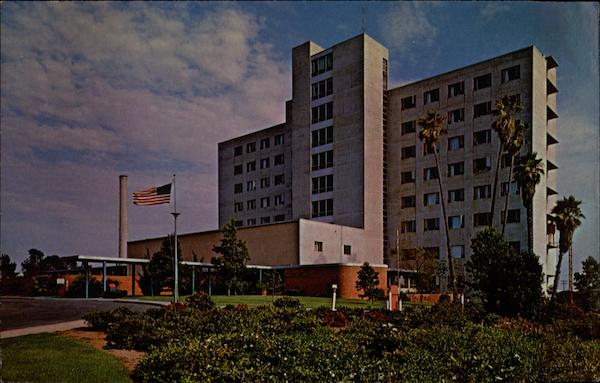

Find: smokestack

[119,175,128,258]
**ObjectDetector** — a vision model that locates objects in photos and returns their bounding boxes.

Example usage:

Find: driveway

[0,297,165,331]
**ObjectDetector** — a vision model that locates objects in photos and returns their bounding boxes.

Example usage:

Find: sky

[1,2,598,279]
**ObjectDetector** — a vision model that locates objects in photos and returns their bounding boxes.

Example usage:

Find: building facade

[130,34,559,295]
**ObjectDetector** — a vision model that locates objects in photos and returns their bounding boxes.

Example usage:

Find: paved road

[0,298,164,331]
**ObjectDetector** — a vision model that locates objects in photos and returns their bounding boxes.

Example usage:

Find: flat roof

[218,122,285,146]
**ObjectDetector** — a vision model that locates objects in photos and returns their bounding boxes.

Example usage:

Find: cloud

[479,3,511,19]
[378,3,438,51]
[1,3,291,262]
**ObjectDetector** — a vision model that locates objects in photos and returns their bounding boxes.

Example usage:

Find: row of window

[411,182,519,207]
[311,53,333,77]
[400,210,520,233]
[312,102,333,123]
[235,214,286,227]
[400,158,492,184]
[401,132,490,160]
[312,174,333,194]
[312,78,333,100]
[234,174,285,193]
[234,155,284,175]
[313,240,352,255]
[312,150,333,171]
[312,126,333,148]
[400,65,520,110]
[233,135,284,156]
[234,194,286,212]
[312,199,333,218]
[402,241,521,260]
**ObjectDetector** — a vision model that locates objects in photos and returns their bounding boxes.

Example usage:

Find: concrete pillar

[131,264,135,297]
[102,261,107,292]
[84,261,89,299]
[192,266,196,293]
[119,175,128,258]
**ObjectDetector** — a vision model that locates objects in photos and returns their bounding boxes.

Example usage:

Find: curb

[1,296,169,307]
[1,320,87,339]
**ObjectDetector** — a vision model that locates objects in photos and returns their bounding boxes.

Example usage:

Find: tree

[550,196,585,301]
[574,256,600,311]
[490,95,524,228]
[513,152,544,252]
[212,218,250,296]
[1,254,17,278]
[21,249,46,276]
[139,236,191,296]
[467,228,543,319]
[355,262,383,303]
[417,110,455,296]
[413,248,437,293]
[501,121,527,236]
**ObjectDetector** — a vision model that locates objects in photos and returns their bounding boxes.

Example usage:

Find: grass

[130,294,432,309]
[1,333,131,383]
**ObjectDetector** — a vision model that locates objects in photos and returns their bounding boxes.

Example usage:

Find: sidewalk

[1,320,87,339]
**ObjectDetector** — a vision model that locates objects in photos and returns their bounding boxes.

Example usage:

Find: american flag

[133,183,172,206]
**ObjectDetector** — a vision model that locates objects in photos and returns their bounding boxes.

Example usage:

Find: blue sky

[1,2,598,280]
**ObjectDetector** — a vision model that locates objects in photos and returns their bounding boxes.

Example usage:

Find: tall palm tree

[417,111,455,296]
[550,196,585,301]
[490,96,523,227]
[513,152,544,252]
[501,120,527,236]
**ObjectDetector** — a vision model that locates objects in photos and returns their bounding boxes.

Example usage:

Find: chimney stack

[119,175,128,258]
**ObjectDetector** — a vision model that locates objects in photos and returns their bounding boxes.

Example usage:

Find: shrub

[83,307,135,332]
[273,296,302,309]
[184,292,215,311]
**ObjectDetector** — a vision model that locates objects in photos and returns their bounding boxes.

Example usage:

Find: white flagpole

[171,174,180,302]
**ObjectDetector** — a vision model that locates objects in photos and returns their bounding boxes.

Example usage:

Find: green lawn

[1,333,131,383]
[130,294,432,309]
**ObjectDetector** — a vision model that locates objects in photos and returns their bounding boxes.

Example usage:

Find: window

[234,202,244,212]
[312,174,334,194]
[401,145,416,159]
[473,129,492,145]
[246,161,256,172]
[246,142,256,153]
[247,180,256,192]
[274,154,284,166]
[274,174,285,186]
[448,162,464,177]
[401,120,416,134]
[424,218,440,231]
[274,214,285,222]
[473,157,492,173]
[234,183,243,194]
[312,199,333,217]
[424,167,439,181]
[423,143,440,155]
[311,77,333,100]
[448,108,465,124]
[448,215,465,229]
[502,209,521,224]
[501,65,520,83]
[314,241,323,252]
[274,134,284,145]
[501,153,519,168]
[448,188,465,203]
[424,88,440,104]
[474,184,492,200]
[312,126,333,147]
[451,245,465,259]
[474,212,492,226]
[448,81,464,97]
[424,192,440,206]
[448,135,464,151]
[260,138,270,150]
[260,158,270,169]
[247,199,256,210]
[501,181,520,196]
[234,220,243,227]
[401,171,415,184]
[260,177,270,189]
[311,53,332,76]
[311,150,333,170]
[401,220,416,233]
[344,245,351,255]
[401,95,417,110]
[247,218,256,226]
[274,194,285,206]
[474,101,492,118]
[234,146,243,156]
[401,195,416,208]
[234,164,243,175]
[474,73,492,90]
[260,197,270,208]
[311,102,333,123]
[261,216,271,224]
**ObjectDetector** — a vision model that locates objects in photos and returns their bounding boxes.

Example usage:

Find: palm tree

[513,152,544,252]
[490,96,523,227]
[501,120,527,236]
[417,111,455,296]
[550,196,585,301]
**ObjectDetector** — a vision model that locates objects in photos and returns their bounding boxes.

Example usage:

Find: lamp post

[331,284,338,311]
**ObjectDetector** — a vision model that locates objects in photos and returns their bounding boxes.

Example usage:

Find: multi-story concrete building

[129,34,559,295]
